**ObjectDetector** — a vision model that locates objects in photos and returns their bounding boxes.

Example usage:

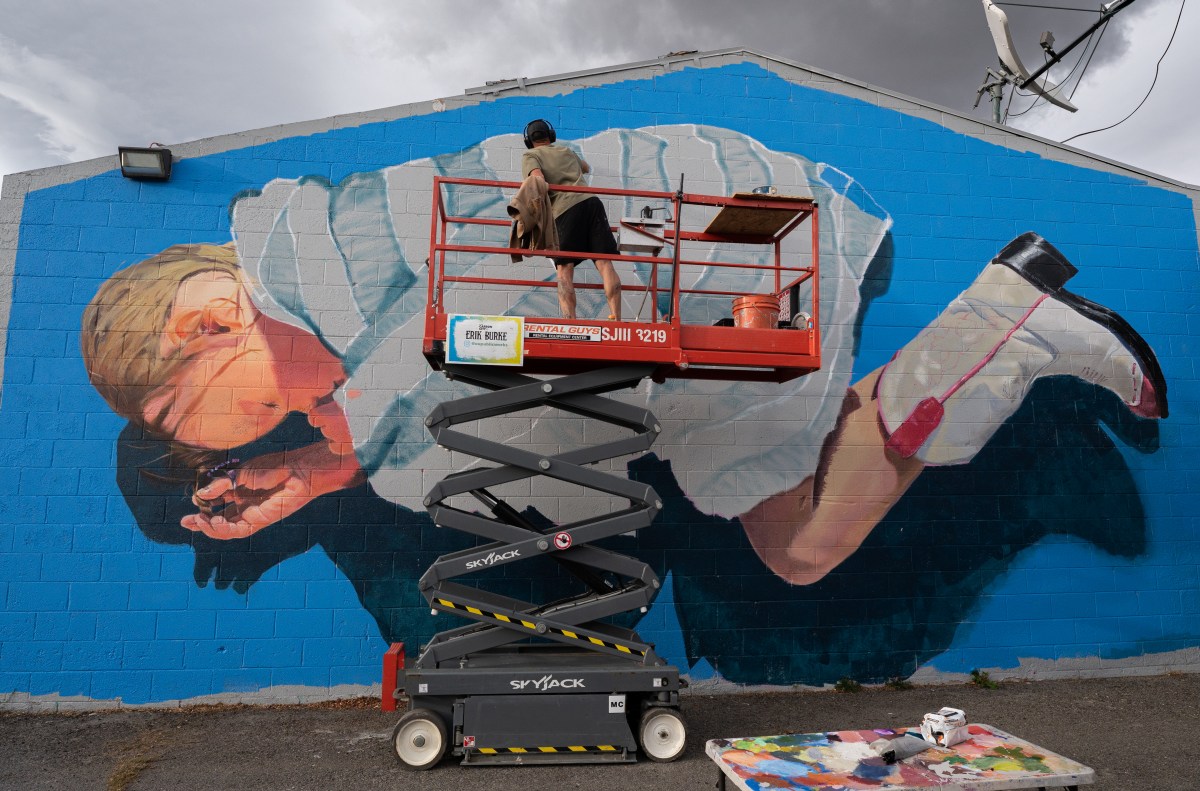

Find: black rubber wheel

[392,708,448,770]
[638,707,687,762]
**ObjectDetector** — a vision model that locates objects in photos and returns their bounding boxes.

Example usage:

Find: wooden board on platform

[703,193,813,238]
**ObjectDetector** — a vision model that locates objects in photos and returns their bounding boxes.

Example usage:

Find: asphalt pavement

[1,674,1196,790]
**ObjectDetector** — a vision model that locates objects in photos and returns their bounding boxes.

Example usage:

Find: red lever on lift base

[381,642,405,712]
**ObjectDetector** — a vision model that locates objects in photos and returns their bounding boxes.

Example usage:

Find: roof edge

[2,46,1195,194]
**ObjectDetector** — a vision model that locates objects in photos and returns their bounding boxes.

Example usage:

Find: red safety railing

[423,176,821,383]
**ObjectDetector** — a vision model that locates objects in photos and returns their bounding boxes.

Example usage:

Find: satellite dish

[981,0,1078,112]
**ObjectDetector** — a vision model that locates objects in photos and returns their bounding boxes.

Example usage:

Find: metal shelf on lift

[422,177,821,383]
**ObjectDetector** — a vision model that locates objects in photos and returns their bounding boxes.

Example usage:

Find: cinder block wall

[1,53,1198,707]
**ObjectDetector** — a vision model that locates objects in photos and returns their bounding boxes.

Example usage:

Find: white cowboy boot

[877,232,1166,465]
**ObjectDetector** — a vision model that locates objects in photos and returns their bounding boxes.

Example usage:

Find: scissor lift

[387,177,822,769]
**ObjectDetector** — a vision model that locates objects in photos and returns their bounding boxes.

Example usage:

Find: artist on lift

[522,118,623,321]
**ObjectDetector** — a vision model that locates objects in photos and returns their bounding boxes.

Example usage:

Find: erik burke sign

[447,314,524,365]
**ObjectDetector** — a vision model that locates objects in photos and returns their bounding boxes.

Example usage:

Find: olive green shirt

[521,145,589,218]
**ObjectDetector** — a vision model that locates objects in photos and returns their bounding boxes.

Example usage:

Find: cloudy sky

[0,0,1194,185]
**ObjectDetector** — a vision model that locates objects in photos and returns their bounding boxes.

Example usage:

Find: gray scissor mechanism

[394,364,686,768]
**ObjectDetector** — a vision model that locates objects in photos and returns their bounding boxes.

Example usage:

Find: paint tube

[870,734,933,764]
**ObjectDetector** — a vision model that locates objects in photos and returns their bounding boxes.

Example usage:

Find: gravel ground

[1,674,1195,790]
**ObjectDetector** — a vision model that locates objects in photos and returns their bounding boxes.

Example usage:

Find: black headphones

[523,118,556,149]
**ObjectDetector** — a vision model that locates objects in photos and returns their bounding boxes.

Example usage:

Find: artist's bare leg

[595,259,622,321]
[739,368,924,586]
[556,262,577,319]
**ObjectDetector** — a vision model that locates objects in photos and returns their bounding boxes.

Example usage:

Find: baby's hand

[182,442,364,540]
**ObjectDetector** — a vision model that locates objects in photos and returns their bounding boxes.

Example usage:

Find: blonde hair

[81,242,242,434]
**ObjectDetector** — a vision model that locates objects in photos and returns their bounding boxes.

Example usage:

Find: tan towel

[507,175,559,262]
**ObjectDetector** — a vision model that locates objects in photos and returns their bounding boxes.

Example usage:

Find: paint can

[732,295,780,329]
[920,707,969,748]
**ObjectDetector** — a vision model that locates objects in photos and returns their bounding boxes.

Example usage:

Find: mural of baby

[80,126,1169,588]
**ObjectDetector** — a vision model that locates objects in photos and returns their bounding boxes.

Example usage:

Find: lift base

[403,645,681,766]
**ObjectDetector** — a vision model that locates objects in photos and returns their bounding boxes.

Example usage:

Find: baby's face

[144,272,350,450]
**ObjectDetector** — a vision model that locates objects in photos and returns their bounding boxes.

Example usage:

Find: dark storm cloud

[549,0,1163,115]
[0,0,1192,182]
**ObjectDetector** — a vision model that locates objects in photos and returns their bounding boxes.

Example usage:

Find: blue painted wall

[2,61,1197,703]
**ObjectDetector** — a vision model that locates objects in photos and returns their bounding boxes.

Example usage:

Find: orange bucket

[732,295,780,329]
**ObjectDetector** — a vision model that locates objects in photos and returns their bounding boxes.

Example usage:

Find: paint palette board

[707,723,1094,790]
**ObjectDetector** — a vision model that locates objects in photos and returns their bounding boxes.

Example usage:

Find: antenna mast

[976,0,1142,124]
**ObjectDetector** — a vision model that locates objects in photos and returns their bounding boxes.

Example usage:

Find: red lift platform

[422,177,821,382]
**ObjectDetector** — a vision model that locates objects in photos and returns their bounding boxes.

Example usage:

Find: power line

[996,1,1106,12]
[1006,93,1046,119]
[1001,81,1023,122]
[1062,0,1187,144]
[1067,17,1110,99]
[1052,26,1099,95]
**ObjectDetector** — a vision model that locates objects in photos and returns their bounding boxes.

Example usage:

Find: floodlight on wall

[118,145,173,180]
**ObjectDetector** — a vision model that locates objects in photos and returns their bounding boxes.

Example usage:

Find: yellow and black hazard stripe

[473,745,623,755]
[547,625,644,656]
[434,598,647,657]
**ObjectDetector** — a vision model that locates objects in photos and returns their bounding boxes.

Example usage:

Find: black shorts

[553,196,618,268]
